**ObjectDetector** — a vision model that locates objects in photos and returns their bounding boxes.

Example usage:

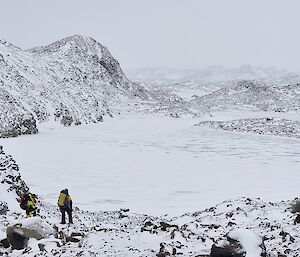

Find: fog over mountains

[126,65,298,83]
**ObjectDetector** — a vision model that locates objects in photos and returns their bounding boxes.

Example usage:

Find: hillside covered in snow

[190,80,300,113]
[0,36,190,138]
[197,117,300,139]
[127,66,300,102]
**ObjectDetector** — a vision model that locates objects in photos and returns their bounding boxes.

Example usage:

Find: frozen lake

[1,116,300,216]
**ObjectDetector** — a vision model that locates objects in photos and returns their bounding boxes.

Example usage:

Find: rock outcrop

[190,80,300,112]
[0,36,148,138]
[6,218,53,250]
[0,145,28,196]
[196,117,300,138]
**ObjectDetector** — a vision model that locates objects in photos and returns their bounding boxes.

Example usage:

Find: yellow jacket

[58,192,72,209]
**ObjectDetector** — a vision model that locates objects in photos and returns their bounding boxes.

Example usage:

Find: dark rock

[66,236,80,243]
[291,200,300,213]
[156,243,170,257]
[144,221,153,227]
[6,219,53,249]
[294,214,300,224]
[38,243,46,252]
[160,222,178,231]
[61,115,73,126]
[156,253,170,257]
[172,248,176,255]
[0,238,10,248]
[6,228,28,250]
[210,244,245,257]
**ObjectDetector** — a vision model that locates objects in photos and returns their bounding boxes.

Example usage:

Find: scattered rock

[210,243,245,257]
[6,218,53,249]
[156,243,170,257]
[291,200,300,213]
[0,201,8,215]
[160,222,178,231]
[38,243,46,252]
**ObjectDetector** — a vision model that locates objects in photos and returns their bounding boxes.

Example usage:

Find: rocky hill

[190,80,300,112]
[0,146,28,214]
[197,117,300,139]
[0,36,191,138]
[127,66,300,101]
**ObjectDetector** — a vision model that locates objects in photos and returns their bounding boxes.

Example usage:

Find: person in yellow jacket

[58,189,73,224]
[18,193,37,218]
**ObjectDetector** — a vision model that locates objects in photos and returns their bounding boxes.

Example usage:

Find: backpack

[64,196,70,208]
[19,194,29,210]
[58,192,70,208]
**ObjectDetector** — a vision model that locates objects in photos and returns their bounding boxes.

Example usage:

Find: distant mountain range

[1,36,300,138]
[126,65,298,83]
[127,66,300,101]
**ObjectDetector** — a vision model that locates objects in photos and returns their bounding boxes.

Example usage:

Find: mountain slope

[0,36,152,137]
[127,66,299,101]
[190,80,300,112]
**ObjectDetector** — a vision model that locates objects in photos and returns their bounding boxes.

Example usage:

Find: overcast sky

[1,0,300,71]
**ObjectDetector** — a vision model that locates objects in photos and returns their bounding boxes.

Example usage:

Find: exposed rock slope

[190,80,300,112]
[0,146,28,214]
[1,36,180,138]
[197,117,300,138]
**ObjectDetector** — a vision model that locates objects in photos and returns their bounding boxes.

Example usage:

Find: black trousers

[60,207,73,224]
[26,206,37,217]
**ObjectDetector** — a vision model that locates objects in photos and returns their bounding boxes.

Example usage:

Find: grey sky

[1,0,300,71]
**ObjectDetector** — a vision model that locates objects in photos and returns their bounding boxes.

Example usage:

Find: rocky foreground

[197,117,300,139]
[0,146,299,257]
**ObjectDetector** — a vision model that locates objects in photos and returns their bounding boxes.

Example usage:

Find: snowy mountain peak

[29,35,105,58]
[0,36,152,137]
[0,39,20,51]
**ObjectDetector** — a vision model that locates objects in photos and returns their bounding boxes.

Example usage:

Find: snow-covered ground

[1,114,299,217]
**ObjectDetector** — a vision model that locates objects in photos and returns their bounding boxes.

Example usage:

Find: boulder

[291,200,300,213]
[210,229,266,257]
[6,217,53,250]
[211,243,245,257]
[227,229,266,257]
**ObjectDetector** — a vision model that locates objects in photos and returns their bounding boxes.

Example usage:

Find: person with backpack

[18,193,37,218]
[57,189,73,224]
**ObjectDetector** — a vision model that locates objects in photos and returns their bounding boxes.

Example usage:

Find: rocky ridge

[190,80,300,112]
[196,117,300,139]
[0,36,191,138]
